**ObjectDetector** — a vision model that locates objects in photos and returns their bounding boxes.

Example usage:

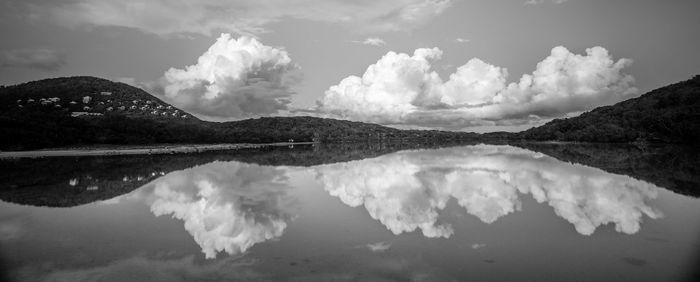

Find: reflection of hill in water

[0,153,227,207]
[516,143,700,198]
[0,142,461,207]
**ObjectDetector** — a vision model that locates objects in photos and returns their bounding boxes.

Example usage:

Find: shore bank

[0,142,314,159]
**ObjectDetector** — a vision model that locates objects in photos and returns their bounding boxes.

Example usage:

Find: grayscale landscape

[1,0,699,281]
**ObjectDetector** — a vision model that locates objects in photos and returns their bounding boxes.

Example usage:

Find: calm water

[1,144,699,281]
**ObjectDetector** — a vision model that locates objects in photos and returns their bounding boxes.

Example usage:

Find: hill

[3,75,698,150]
[0,76,193,120]
[518,75,700,143]
[0,76,481,150]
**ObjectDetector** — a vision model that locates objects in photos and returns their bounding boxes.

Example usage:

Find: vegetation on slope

[2,74,699,150]
[518,75,700,143]
[0,76,481,150]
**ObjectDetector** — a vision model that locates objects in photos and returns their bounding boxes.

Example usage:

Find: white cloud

[16,0,451,36]
[0,48,66,71]
[314,145,662,237]
[317,46,636,129]
[137,161,297,259]
[455,38,470,43]
[353,37,387,47]
[158,33,300,119]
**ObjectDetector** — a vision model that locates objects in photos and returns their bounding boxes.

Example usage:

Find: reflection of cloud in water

[138,161,296,259]
[366,241,392,252]
[315,145,662,237]
[0,214,27,241]
[471,243,486,249]
[22,255,263,282]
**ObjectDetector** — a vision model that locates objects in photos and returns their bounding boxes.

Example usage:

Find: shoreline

[0,142,314,159]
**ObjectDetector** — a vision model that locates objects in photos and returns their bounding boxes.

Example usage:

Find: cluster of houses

[15,91,190,119]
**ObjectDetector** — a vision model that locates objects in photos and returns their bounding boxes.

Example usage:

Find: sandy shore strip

[0,142,314,159]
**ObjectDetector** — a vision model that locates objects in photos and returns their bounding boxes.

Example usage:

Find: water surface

[1,144,698,281]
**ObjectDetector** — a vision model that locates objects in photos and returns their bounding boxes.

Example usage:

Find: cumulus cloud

[158,33,300,119]
[314,145,662,237]
[137,161,297,259]
[317,46,636,129]
[353,37,387,47]
[14,0,451,36]
[0,48,66,71]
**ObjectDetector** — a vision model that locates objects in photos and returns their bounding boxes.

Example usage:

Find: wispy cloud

[13,0,452,36]
[352,37,387,47]
[525,0,569,5]
[0,48,66,71]
[455,38,470,43]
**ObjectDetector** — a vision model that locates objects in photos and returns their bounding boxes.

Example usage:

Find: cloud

[157,33,300,119]
[15,0,451,36]
[455,38,470,43]
[525,0,570,5]
[314,145,662,237]
[0,48,66,71]
[136,161,297,259]
[316,46,636,129]
[353,37,387,47]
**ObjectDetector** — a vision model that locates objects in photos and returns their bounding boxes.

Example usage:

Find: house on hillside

[82,96,92,104]
[100,91,112,96]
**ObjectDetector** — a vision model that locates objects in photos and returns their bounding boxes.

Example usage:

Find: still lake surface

[1,143,699,281]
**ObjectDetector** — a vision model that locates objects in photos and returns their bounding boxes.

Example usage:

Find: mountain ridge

[1,75,699,150]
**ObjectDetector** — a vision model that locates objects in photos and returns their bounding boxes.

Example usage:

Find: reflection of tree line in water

[513,143,700,198]
[0,142,463,207]
[0,142,697,209]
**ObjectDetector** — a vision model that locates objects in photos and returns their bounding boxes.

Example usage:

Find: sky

[0,0,698,132]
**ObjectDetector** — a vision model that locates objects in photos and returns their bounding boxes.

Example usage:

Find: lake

[1,143,699,281]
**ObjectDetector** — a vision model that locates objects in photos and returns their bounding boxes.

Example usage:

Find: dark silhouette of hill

[2,75,699,150]
[0,76,483,150]
[518,75,700,143]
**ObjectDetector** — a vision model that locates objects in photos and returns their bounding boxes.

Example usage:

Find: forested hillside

[518,75,700,143]
[0,76,480,150]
